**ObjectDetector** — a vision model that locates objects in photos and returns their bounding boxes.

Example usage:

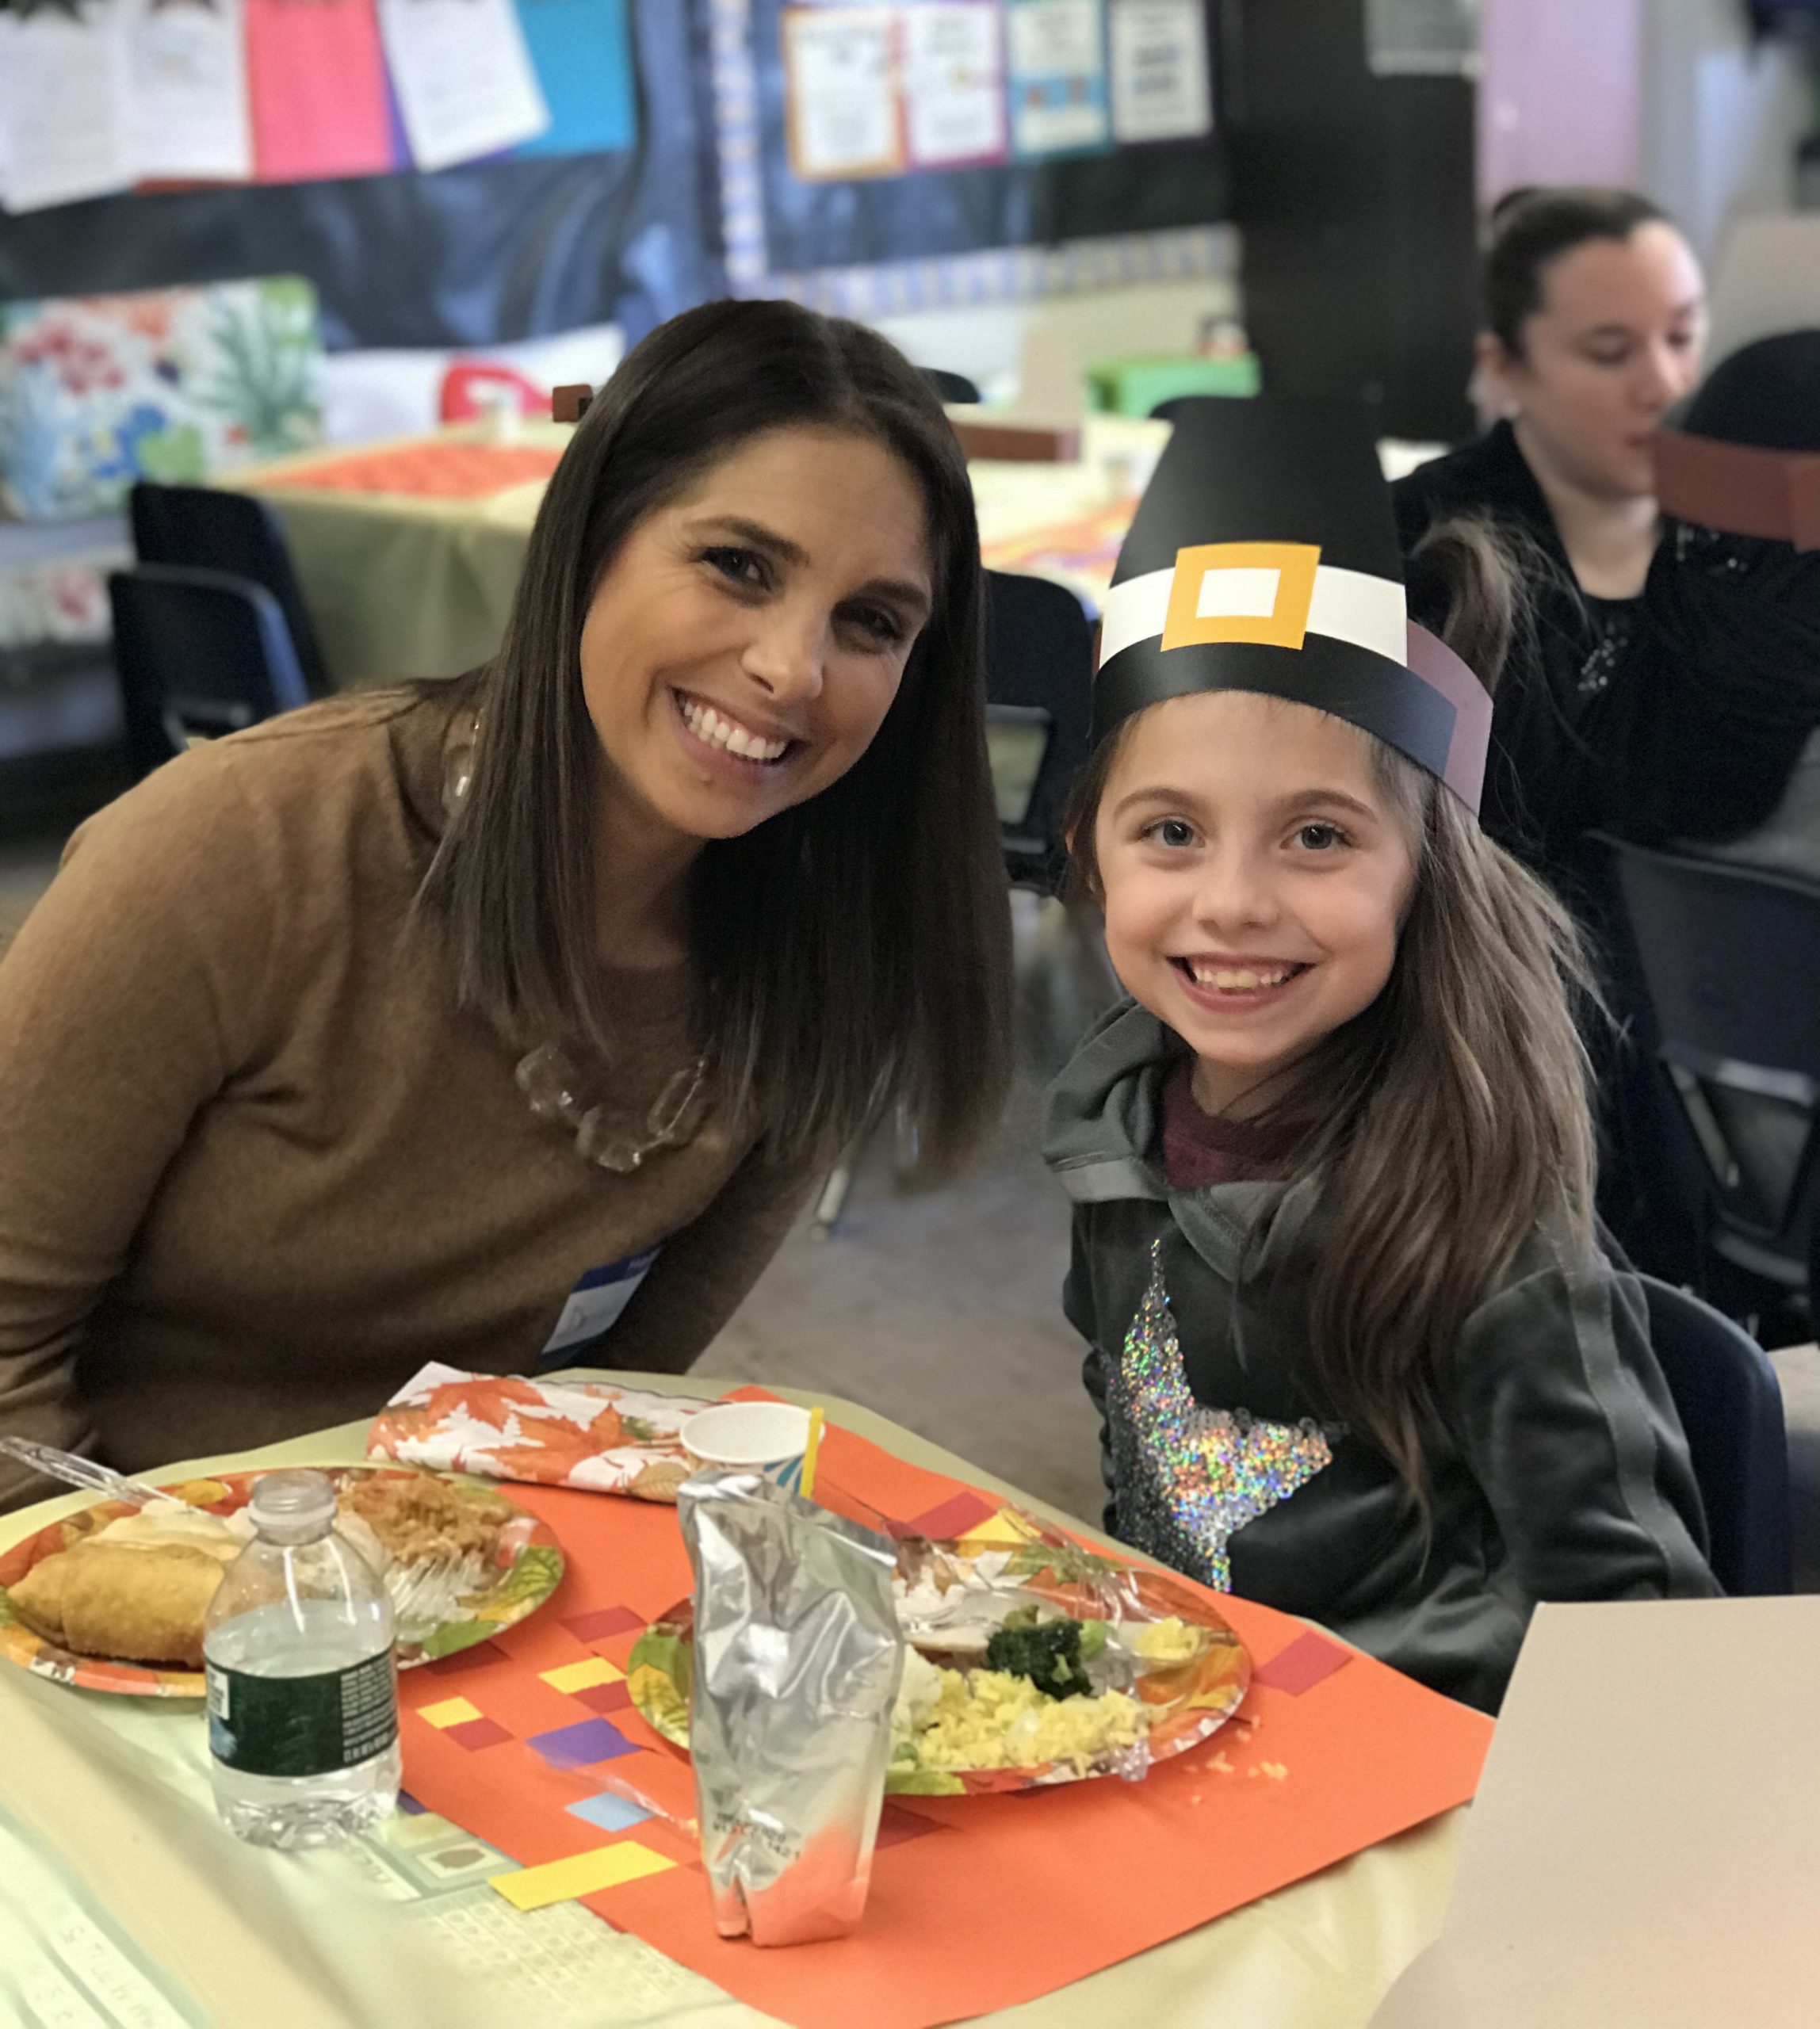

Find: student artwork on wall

[1005,0,1111,159]
[0,0,137,214]
[1107,0,1211,144]
[126,0,254,185]
[510,0,637,159]
[776,0,1212,186]
[0,0,636,213]
[781,6,905,180]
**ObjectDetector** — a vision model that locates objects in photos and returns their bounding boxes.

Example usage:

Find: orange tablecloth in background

[261,441,566,499]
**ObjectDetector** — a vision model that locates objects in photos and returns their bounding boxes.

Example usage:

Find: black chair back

[1638,1275,1793,1595]
[981,570,1095,890]
[108,566,309,778]
[129,482,328,697]
[1589,833,1820,1300]
[922,367,983,406]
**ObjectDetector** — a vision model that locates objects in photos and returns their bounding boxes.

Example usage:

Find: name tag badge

[539,1247,661,1365]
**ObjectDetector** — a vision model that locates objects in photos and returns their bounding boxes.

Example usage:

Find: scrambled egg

[1125,1615,1202,1665]
[910,1664,1146,1772]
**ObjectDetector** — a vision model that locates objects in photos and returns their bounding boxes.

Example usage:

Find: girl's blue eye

[1149,818,1195,849]
[1294,821,1345,851]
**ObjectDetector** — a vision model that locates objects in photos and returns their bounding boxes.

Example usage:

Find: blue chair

[1639,1274,1793,1595]
[129,482,329,698]
[108,566,309,779]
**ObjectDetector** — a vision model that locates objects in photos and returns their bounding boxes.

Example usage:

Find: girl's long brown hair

[1070,520,1598,1496]
[416,299,1012,1175]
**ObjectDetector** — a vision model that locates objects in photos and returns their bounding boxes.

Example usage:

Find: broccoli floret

[985,1615,1093,1699]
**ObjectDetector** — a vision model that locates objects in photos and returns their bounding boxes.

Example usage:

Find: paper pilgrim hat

[1095,399,1493,814]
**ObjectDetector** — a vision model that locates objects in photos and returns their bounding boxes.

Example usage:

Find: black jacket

[1044,999,1719,1714]
[1394,422,1636,892]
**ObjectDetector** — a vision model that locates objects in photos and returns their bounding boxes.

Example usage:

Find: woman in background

[1394,186,1707,888]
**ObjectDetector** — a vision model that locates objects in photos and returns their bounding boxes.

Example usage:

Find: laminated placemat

[395,1410,1492,2029]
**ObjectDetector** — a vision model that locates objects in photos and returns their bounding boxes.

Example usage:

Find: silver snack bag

[679,1468,904,1946]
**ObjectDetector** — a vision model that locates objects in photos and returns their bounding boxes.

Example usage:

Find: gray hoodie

[1044,998,1719,1713]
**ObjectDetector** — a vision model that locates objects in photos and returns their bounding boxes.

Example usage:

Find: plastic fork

[0,1437,190,1510]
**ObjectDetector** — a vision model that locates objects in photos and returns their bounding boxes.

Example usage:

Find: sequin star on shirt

[1107,1240,1332,1591]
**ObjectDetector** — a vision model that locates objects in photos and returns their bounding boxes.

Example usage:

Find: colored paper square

[445,1717,514,1751]
[1162,541,1320,652]
[541,1656,625,1695]
[1253,1630,1355,1697]
[957,1512,1042,1553]
[490,1841,675,1911]
[562,1607,644,1643]
[566,1791,653,1834]
[574,1679,634,1715]
[529,1717,639,1769]
[419,1696,484,1730]
[904,1490,1000,1539]
[427,1639,511,1675]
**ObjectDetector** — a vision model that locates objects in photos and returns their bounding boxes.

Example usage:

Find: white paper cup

[682,1403,812,1494]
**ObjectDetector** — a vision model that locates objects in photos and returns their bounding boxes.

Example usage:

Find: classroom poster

[511,0,637,158]
[377,0,550,171]
[0,0,136,214]
[900,3,1007,169]
[1005,0,1110,159]
[243,0,395,184]
[781,6,904,182]
[124,0,254,185]
[1107,0,1211,144]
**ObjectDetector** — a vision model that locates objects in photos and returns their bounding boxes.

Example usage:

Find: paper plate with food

[629,1506,1250,1794]
[0,1467,563,1697]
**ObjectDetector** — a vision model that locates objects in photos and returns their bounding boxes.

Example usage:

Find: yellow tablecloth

[228,419,1167,694]
[0,1376,1459,2029]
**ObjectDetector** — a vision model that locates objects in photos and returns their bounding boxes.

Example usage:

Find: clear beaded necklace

[443,713,712,1173]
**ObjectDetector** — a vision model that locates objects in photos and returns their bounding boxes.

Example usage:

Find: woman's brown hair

[417,298,1013,1175]
[1067,519,1597,1496]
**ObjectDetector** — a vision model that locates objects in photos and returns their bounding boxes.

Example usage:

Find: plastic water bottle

[203,1469,400,1847]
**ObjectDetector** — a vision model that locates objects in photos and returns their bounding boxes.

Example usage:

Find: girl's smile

[1092,690,1418,1117]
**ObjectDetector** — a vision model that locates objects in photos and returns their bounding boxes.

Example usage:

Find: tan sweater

[0,694,809,1509]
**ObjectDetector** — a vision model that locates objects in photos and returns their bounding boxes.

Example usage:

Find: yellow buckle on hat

[1160,541,1321,652]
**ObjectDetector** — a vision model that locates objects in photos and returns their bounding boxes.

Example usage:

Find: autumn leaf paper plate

[630,1506,1250,1794]
[0,1466,563,1698]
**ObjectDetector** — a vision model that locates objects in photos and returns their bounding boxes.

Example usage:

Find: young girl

[1046,399,1715,1714]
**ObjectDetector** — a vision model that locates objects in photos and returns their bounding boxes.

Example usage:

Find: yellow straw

[801,1406,825,1500]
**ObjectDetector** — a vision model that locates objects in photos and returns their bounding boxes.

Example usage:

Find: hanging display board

[0,0,694,350]
[753,0,1226,275]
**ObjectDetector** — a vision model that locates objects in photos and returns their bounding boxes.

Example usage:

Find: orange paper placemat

[397,1415,1490,2029]
[262,441,565,499]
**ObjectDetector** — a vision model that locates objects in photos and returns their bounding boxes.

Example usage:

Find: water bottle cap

[247,1469,337,1539]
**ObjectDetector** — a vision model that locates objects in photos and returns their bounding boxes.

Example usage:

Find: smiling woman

[0,300,1012,1508]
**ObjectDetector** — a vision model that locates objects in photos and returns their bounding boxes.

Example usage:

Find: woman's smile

[579,426,932,848]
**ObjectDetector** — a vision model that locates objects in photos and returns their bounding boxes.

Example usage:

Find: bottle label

[207,1653,398,1779]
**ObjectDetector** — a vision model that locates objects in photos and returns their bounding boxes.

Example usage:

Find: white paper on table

[377,0,551,174]
[1371,1598,1820,2029]
[1108,0,1211,144]
[902,3,1005,167]
[782,6,903,181]
[1007,0,1109,157]
[0,1,136,215]
[124,0,253,183]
